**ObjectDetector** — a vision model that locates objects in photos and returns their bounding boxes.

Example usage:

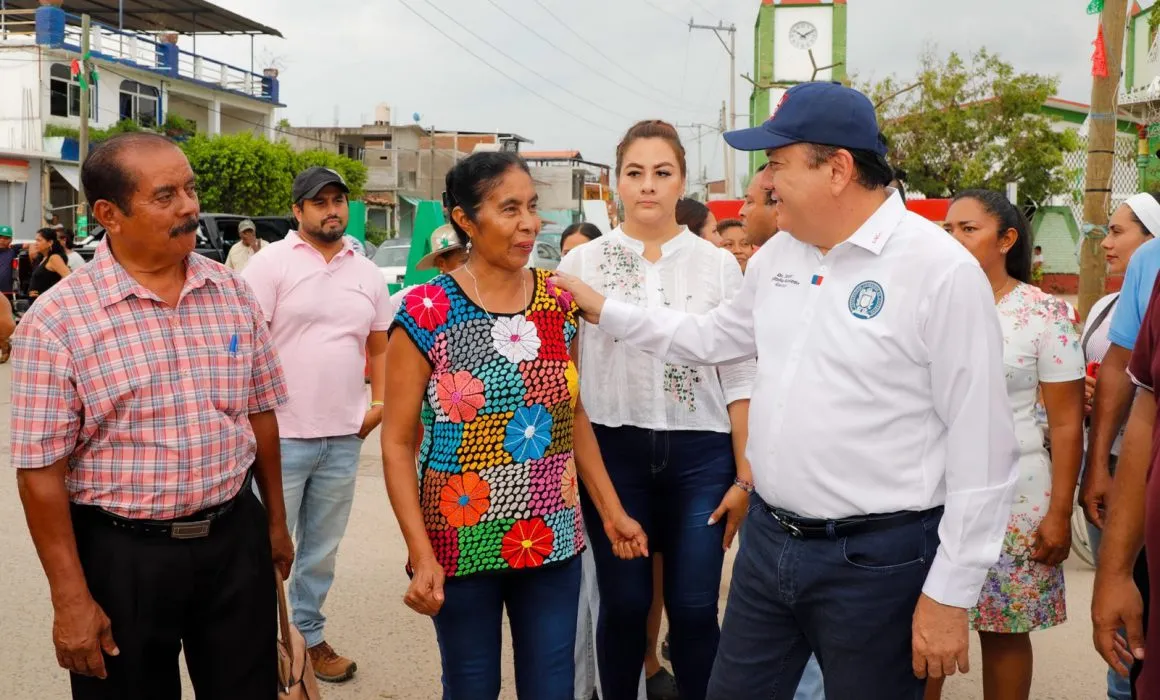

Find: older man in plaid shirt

[12,132,293,699]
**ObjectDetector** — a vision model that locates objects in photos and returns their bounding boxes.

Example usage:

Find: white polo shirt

[599,192,1019,608]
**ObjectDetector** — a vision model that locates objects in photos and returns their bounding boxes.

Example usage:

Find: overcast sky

[192,0,1109,185]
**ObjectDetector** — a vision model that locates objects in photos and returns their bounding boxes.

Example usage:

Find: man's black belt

[72,471,254,540]
[765,504,943,540]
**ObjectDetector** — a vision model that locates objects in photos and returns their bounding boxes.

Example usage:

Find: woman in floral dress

[927,189,1085,700]
[381,151,647,700]
[557,120,755,700]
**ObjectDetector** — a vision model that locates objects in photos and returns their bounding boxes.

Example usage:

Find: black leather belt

[765,504,943,540]
[72,471,254,540]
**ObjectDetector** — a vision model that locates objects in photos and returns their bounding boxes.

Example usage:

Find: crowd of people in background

[10,78,1160,700]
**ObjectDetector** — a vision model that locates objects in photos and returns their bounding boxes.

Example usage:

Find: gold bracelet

[370,401,384,407]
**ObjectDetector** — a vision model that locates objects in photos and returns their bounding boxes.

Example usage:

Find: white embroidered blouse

[557,226,755,433]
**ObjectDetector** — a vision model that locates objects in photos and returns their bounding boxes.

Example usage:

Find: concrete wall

[165,96,208,133]
[0,157,43,239]
[429,133,496,153]
[0,49,45,152]
[219,107,266,137]
[530,166,577,211]
[282,127,341,152]
[1129,11,1160,91]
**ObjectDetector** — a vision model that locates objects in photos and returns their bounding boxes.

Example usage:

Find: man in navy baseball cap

[724,81,888,157]
[718,82,899,252]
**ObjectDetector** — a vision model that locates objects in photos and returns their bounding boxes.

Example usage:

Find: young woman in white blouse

[558,120,755,700]
[1080,191,1157,700]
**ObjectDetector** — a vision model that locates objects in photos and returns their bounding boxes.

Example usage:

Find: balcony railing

[0,9,278,104]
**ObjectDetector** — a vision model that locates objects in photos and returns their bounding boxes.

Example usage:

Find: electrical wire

[482,0,698,114]
[18,56,597,156]
[640,0,689,25]
[679,27,691,101]
[687,0,721,20]
[526,0,691,108]
[410,0,633,124]
[699,50,725,112]
[399,2,619,134]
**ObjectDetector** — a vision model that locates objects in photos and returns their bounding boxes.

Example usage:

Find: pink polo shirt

[242,232,392,438]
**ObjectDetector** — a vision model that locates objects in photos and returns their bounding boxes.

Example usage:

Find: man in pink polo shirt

[242,167,391,683]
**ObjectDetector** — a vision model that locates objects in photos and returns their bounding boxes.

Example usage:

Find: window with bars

[119,80,160,128]
[49,63,96,119]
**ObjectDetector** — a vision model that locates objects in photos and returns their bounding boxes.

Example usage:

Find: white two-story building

[0,0,283,237]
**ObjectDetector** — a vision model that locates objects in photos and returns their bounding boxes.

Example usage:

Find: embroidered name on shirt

[772,272,801,288]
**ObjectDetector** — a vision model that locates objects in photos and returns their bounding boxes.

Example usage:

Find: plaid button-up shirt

[11,241,288,520]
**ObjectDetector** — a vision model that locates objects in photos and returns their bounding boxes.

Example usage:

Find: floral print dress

[391,268,584,579]
[969,283,1084,633]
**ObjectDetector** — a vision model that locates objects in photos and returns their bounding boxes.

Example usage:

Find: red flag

[69,58,80,76]
[1092,23,1109,77]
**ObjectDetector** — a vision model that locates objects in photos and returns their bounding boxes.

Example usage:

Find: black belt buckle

[170,520,211,539]
[770,510,804,538]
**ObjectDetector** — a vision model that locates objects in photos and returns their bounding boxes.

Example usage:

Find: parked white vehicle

[373,241,410,286]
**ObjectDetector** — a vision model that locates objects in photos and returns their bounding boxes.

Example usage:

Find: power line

[640,0,689,25]
[526,0,689,108]
[22,56,599,160]
[412,0,634,123]
[686,0,721,20]
[482,0,697,114]
[698,50,725,111]
[679,28,691,101]
[396,0,619,133]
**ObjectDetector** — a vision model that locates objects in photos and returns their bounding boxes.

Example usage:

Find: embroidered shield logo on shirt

[848,280,885,320]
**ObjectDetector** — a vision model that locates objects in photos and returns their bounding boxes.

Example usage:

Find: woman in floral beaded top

[381,151,647,700]
[556,120,756,700]
[926,190,1084,700]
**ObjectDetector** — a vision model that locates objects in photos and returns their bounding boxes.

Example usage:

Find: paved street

[0,361,1112,698]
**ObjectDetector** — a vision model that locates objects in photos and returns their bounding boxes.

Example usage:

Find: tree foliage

[47,116,367,217]
[45,114,197,142]
[861,49,1081,204]
[178,133,367,216]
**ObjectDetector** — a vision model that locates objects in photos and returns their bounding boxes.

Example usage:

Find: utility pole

[429,125,436,199]
[689,19,737,198]
[676,121,723,199]
[719,102,728,197]
[77,13,91,230]
[1079,0,1129,319]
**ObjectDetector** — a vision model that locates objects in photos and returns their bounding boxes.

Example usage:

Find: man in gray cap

[388,223,467,309]
[552,81,1019,698]
[242,166,393,683]
[225,218,267,272]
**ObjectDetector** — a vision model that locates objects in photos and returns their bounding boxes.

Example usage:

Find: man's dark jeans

[707,494,941,700]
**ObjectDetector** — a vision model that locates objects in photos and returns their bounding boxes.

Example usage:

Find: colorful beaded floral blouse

[392,268,586,578]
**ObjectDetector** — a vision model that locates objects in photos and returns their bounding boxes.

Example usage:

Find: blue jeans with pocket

[707,494,940,700]
[280,434,364,648]
[583,425,735,700]
[433,557,582,700]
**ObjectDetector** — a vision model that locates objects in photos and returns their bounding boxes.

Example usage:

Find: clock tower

[748,0,849,172]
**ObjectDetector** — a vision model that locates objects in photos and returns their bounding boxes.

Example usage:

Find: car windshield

[373,244,410,268]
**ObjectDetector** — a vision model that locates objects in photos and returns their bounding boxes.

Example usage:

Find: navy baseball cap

[724,82,887,157]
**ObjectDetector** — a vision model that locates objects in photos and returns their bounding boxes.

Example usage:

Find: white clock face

[789,21,818,50]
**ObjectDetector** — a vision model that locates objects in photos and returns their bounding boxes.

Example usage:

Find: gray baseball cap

[292,167,350,203]
[238,218,256,233]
